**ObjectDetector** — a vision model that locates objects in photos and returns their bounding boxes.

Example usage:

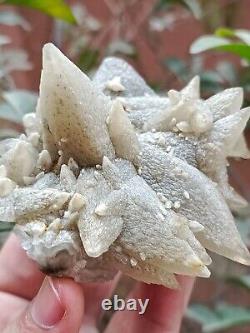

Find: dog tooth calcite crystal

[1,43,250,288]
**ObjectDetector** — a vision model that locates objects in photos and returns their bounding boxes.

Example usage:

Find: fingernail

[31,277,65,329]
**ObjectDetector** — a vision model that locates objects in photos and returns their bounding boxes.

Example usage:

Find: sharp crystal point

[181,76,200,100]
[206,87,244,121]
[93,56,155,97]
[209,107,250,151]
[39,43,115,167]
[1,43,249,288]
[227,135,250,159]
[107,99,140,165]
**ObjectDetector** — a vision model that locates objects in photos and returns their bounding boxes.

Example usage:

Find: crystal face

[0,43,250,288]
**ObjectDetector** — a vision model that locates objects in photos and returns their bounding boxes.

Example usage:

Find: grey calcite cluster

[0,43,250,288]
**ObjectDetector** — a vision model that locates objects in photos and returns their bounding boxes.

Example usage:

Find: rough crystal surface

[0,43,250,288]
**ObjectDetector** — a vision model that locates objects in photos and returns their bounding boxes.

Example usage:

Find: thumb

[4,277,84,333]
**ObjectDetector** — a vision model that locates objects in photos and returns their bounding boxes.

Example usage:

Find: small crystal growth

[0,43,250,288]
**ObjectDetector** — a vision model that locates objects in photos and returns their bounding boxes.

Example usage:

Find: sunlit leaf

[0,10,30,30]
[1,0,76,24]
[187,303,250,333]
[235,30,250,45]
[215,27,237,39]
[190,36,250,62]
[182,0,202,19]
[216,27,250,45]
[190,35,230,53]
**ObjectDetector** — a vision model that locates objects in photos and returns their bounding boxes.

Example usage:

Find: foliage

[177,27,250,110]
[227,274,250,291]
[0,10,30,29]
[187,213,250,332]
[164,56,224,95]
[0,0,76,24]
[187,303,250,333]
[156,0,202,19]
[0,10,38,137]
[236,213,250,247]
[0,221,15,233]
[190,27,250,63]
[0,90,38,123]
[165,55,250,107]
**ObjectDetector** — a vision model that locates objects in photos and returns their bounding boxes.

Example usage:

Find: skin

[0,234,194,333]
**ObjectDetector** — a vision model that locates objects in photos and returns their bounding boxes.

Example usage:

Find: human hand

[0,234,194,333]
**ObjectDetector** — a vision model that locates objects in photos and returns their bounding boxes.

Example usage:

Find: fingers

[104,276,194,333]
[3,277,84,333]
[0,292,27,331]
[83,274,120,318]
[0,234,45,299]
[80,274,120,331]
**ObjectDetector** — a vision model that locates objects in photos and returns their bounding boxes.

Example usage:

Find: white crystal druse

[1,43,250,288]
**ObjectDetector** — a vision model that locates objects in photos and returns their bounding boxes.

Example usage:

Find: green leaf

[77,49,99,72]
[0,221,14,233]
[1,0,76,24]
[235,30,250,45]
[155,0,202,18]
[187,303,250,333]
[216,27,250,45]
[163,57,188,81]
[227,275,250,291]
[0,10,30,30]
[182,0,202,19]
[190,36,250,62]
[186,304,218,326]
[215,27,237,39]
[218,44,250,62]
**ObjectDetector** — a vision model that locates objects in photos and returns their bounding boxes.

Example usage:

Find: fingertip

[54,277,85,332]
[29,277,84,332]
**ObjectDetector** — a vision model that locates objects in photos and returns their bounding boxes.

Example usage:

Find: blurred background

[1,0,250,332]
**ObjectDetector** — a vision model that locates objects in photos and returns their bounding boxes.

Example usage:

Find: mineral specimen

[0,43,250,288]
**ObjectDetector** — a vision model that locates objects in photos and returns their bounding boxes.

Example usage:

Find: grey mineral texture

[0,43,250,288]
